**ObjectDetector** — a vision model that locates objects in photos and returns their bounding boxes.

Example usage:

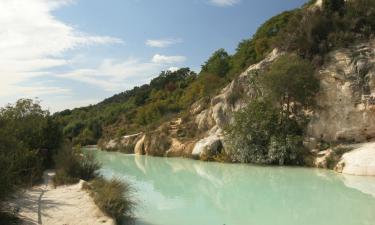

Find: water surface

[92,150,375,225]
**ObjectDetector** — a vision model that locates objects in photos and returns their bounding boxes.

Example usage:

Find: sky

[0,0,307,112]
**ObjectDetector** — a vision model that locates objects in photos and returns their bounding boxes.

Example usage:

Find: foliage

[260,54,319,109]
[0,99,62,219]
[89,177,136,223]
[56,0,375,150]
[276,0,375,58]
[55,68,197,143]
[226,55,318,165]
[225,100,305,165]
[323,0,345,14]
[53,144,101,186]
[201,49,231,77]
[0,99,62,195]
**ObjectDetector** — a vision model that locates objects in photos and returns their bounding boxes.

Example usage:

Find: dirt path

[8,171,114,225]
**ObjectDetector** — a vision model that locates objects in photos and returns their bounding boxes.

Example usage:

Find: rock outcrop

[307,40,375,143]
[101,133,142,153]
[102,40,375,176]
[335,142,375,176]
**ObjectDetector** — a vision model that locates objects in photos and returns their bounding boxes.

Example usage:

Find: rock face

[134,135,145,155]
[101,133,142,153]
[314,149,334,169]
[189,49,282,158]
[307,41,375,143]
[335,142,375,176]
[192,128,223,159]
[102,40,375,176]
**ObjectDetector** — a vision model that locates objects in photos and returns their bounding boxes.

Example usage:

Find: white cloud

[146,38,182,48]
[168,67,180,72]
[0,0,122,99]
[57,54,187,92]
[209,0,240,7]
[151,54,186,64]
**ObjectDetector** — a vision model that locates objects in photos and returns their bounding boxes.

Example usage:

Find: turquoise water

[92,150,375,225]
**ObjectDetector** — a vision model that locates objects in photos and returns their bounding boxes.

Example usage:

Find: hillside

[55,0,375,174]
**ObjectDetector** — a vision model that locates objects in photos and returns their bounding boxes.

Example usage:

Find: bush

[225,100,306,165]
[53,144,100,186]
[89,177,136,223]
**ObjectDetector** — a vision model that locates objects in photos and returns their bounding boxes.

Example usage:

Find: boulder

[192,134,222,160]
[335,142,375,176]
[314,149,334,169]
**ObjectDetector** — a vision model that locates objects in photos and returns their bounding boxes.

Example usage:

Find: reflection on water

[341,174,375,198]
[92,150,375,225]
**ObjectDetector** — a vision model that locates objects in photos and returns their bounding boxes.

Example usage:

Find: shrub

[53,144,100,186]
[225,99,306,165]
[201,49,231,77]
[89,177,136,223]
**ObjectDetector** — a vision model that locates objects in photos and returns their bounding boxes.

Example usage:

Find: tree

[323,0,345,14]
[260,54,318,116]
[0,99,62,202]
[225,100,305,165]
[201,49,231,77]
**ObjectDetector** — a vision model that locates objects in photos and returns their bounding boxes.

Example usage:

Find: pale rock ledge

[335,142,375,176]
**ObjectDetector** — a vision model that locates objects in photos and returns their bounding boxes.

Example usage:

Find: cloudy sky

[0,0,306,112]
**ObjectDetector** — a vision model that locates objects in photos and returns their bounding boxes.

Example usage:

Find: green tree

[0,99,62,205]
[323,0,345,13]
[201,49,231,77]
[225,100,305,165]
[260,54,318,116]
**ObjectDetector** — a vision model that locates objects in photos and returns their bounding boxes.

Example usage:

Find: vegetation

[226,54,319,165]
[53,3,303,145]
[53,145,101,186]
[276,0,375,60]
[86,178,136,223]
[0,99,62,222]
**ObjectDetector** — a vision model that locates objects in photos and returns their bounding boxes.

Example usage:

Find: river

[92,150,375,225]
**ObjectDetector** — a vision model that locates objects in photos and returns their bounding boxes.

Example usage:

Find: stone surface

[335,142,375,176]
[314,149,334,169]
[307,40,375,142]
[134,135,146,155]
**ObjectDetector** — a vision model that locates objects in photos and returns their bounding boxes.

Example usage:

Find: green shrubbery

[86,177,136,223]
[276,0,375,59]
[226,54,318,165]
[0,99,62,222]
[53,145,100,186]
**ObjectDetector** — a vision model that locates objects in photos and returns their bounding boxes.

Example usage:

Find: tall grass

[86,177,136,224]
[53,144,101,186]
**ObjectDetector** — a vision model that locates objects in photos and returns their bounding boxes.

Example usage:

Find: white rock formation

[134,135,145,155]
[335,142,375,176]
[307,40,375,142]
[192,127,223,158]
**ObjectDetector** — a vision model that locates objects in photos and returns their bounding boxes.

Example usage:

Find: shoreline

[7,171,115,225]
[89,141,375,177]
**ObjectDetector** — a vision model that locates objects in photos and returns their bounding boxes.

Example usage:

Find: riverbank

[7,171,114,225]
[94,150,375,225]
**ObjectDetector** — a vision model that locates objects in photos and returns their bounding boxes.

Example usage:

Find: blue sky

[0,0,307,112]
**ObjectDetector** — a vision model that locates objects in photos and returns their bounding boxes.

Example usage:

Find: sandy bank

[8,171,114,225]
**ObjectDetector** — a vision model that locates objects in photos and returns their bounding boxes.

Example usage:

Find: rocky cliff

[103,40,375,176]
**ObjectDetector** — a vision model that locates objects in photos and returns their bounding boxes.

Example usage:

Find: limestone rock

[307,40,375,142]
[134,135,145,155]
[335,142,375,176]
[314,149,334,169]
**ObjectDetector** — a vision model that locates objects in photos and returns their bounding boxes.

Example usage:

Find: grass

[84,177,136,224]
[53,144,101,186]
